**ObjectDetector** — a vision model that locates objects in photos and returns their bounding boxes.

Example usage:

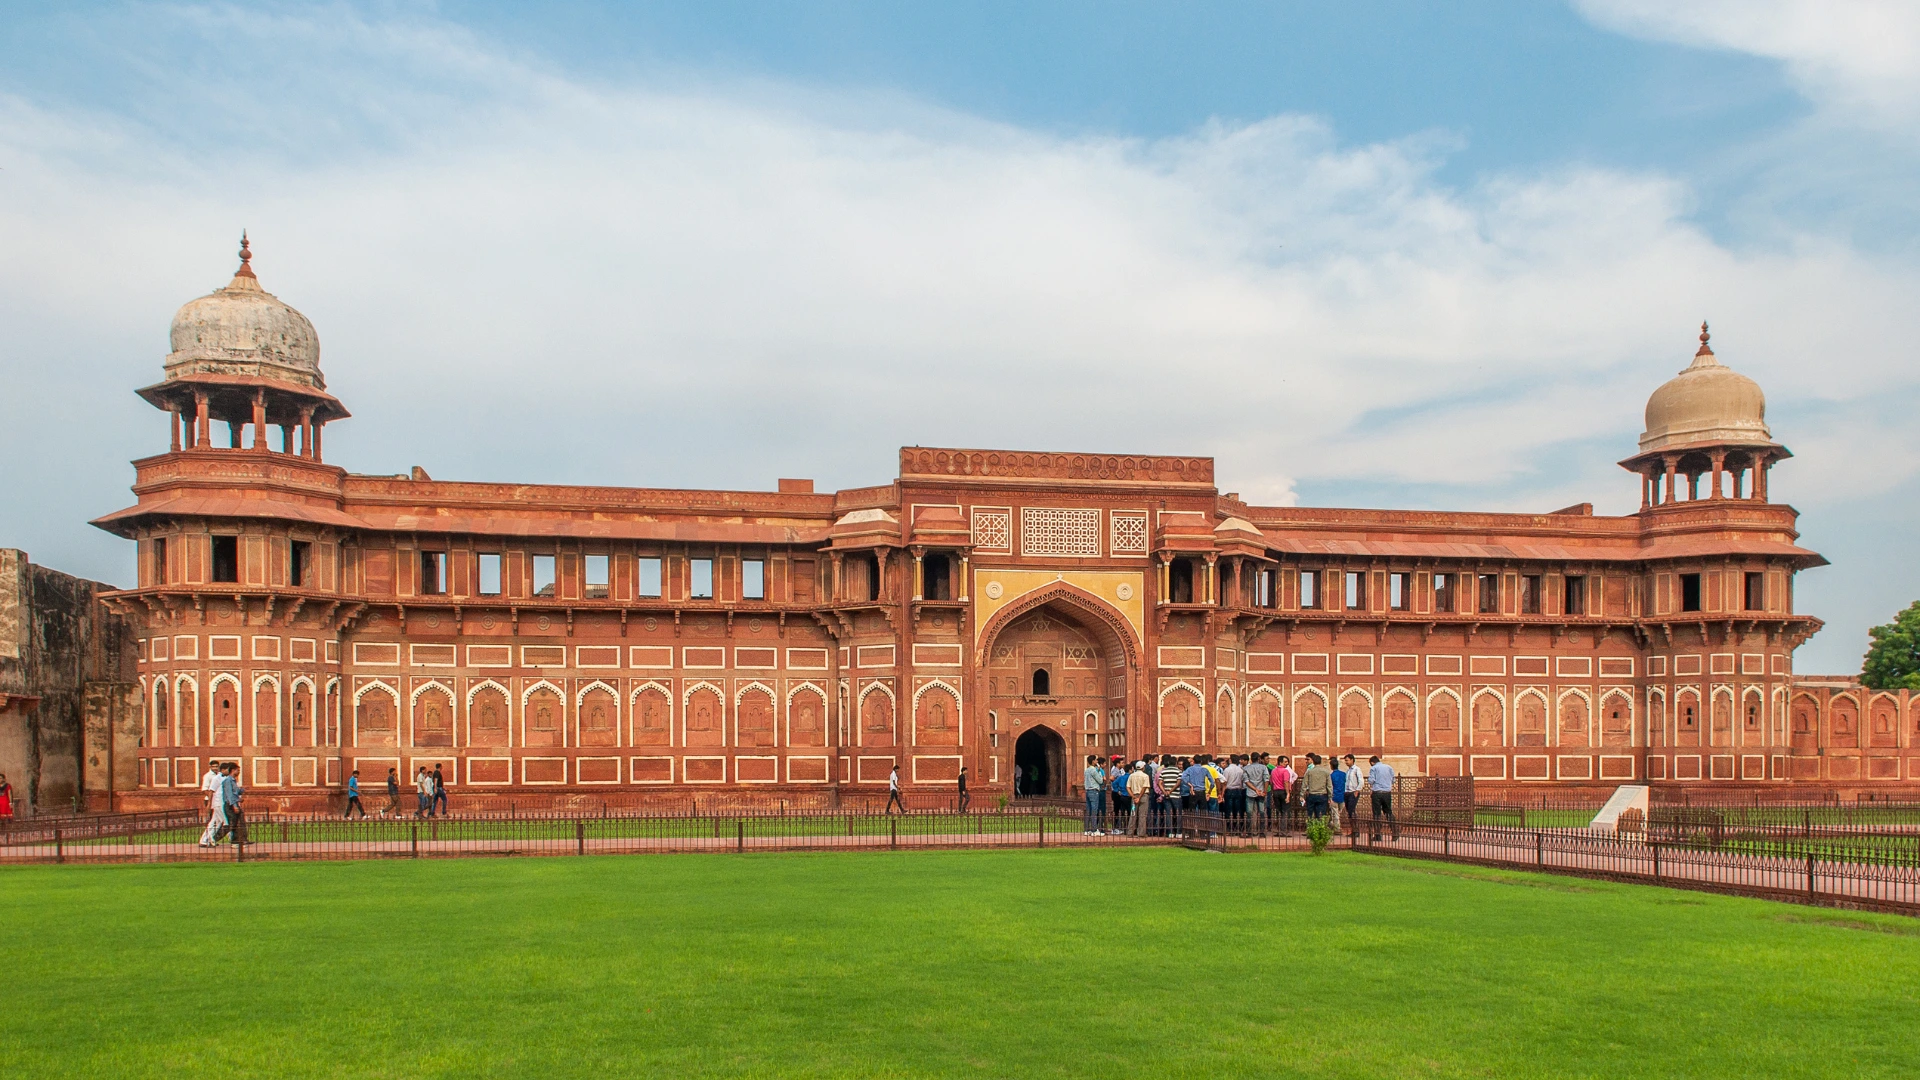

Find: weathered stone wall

[0,550,139,814]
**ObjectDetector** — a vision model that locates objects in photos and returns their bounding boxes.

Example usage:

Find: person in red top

[0,772,14,819]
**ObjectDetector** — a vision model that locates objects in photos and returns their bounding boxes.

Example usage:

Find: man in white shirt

[885,763,905,815]
[198,762,227,846]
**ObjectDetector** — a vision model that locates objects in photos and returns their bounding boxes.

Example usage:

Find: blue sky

[1,0,1916,671]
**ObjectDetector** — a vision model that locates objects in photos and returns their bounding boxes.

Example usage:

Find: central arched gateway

[977,587,1140,787]
[1013,725,1066,797]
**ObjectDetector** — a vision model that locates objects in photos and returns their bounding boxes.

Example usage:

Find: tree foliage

[1862,601,1920,691]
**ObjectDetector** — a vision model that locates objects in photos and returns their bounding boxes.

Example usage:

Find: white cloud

[1576,0,1920,125]
[0,4,1916,671]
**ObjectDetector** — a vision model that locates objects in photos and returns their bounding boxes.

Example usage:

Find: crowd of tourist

[1077,751,1401,840]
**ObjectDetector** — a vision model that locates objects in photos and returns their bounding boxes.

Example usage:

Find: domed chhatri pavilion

[93,240,1915,812]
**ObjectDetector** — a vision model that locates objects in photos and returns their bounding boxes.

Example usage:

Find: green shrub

[1306,816,1332,855]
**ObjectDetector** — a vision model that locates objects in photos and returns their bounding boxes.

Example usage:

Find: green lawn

[3,850,1916,1079]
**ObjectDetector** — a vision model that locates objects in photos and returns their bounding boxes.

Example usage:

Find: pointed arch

[1382,686,1418,747]
[467,679,512,749]
[1599,687,1634,747]
[786,681,829,748]
[1470,688,1505,747]
[1246,685,1284,744]
[1216,684,1238,746]
[1157,681,1204,746]
[857,679,896,748]
[1556,687,1593,749]
[577,679,621,748]
[628,680,673,748]
[914,679,963,747]
[522,679,567,749]
[1425,687,1462,747]
[1513,687,1548,747]
[1337,686,1374,747]
[683,680,726,748]
[1292,686,1330,747]
[353,680,399,748]
[976,580,1140,671]
[411,680,456,748]
[735,681,777,748]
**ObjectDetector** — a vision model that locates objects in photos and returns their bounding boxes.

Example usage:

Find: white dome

[163,237,324,391]
[1637,324,1770,454]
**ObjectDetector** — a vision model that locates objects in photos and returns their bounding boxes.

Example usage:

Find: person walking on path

[432,764,449,817]
[1302,754,1333,822]
[1127,762,1150,836]
[212,763,246,845]
[885,762,906,814]
[0,772,13,820]
[957,766,970,812]
[1328,756,1348,831]
[1341,754,1363,832]
[413,766,432,818]
[1368,756,1400,840]
[1082,756,1106,834]
[382,768,400,818]
[1109,758,1131,832]
[343,770,366,818]
[197,762,228,846]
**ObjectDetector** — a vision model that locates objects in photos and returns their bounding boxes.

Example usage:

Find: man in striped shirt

[1161,757,1186,838]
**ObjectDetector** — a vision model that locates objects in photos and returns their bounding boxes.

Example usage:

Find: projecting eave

[91,495,365,537]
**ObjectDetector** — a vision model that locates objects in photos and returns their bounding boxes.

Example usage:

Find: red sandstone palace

[97,239,1918,811]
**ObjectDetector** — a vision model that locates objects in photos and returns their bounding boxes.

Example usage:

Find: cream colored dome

[1637,324,1769,454]
[163,235,324,392]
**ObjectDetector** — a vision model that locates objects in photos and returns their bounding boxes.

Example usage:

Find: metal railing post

[1535,831,1544,868]
[410,823,419,858]
[737,820,745,853]
[54,827,63,865]
[889,817,898,850]
[1038,812,1045,849]
[1807,849,1816,901]
[579,820,588,856]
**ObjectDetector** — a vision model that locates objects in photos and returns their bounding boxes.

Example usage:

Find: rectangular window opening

[532,554,556,597]
[1169,559,1195,604]
[691,558,714,600]
[584,554,609,599]
[743,558,766,600]
[477,553,502,596]
[1680,572,1702,613]
[1565,575,1589,616]
[1433,573,1455,614]
[1299,570,1319,610]
[638,556,662,599]
[1744,571,1764,612]
[289,540,310,588]
[1389,571,1410,611]
[211,536,238,583]
[919,554,948,601]
[419,551,446,595]
[1257,568,1275,609]
[1521,574,1542,615]
[1478,573,1501,614]
[153,537,169,586]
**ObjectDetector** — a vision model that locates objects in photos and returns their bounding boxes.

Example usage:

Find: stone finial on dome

[1635,321,1771,454]
[162,235,322,390]
[1696,320,1711,357]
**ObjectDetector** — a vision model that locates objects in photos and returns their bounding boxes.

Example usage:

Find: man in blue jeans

[1082,756,1106,835]
[1368,756,1401,840]
[1329,754,1349,831]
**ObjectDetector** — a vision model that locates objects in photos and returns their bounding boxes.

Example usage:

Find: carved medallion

[984,581,1003,600]
[1115,582,1134,601]
[536,615,552,631]
[425,614,441,628]
[481,615,496,630]
[644,616,659,631]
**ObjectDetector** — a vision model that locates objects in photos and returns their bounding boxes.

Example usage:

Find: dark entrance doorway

[1013,725,1066,798]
